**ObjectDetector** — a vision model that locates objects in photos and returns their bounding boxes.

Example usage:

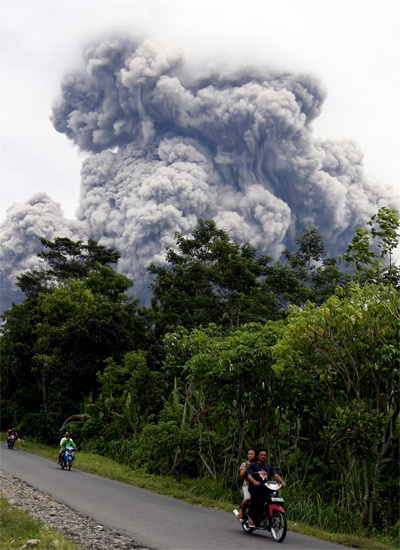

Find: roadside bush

[81,436,111,456]
[188,477,238,503]
[80,418,105,440]
[138,421,201,479]
[17,412,59,443]
[105,438,143,469]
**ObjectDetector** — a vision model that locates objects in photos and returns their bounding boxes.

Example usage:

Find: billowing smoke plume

[1,38,397,308]
[0,193,85,310]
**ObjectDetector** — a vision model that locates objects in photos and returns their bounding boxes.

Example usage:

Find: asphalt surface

[0,445,351,550]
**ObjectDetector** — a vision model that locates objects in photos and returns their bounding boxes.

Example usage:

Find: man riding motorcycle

[246,448,287,527]
[6,427,18,447]
[58,432,77,464]
[59,435,77,468]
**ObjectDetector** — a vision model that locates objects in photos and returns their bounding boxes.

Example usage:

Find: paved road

[0,446,350,550]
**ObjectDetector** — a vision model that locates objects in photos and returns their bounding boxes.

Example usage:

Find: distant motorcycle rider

[59,435,77,467]
[6,427,18,446]
[58,432,77,464]
[246,448,286,527]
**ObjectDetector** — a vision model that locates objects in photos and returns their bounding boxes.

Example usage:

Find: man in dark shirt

[246,448,286,527]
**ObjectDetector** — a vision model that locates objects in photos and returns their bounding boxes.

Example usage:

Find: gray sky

[1,0,399,221]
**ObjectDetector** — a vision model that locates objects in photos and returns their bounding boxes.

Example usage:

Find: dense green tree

[273,282,400,524]
[163,321,298,482]
[78,351,165,435]
[0,302,41,428]
[16,237,122,296]
[341,207,400,288]
[283,226,344,305]
[148,219,283,336]
[4,279,144,430]
[0,238,146,434]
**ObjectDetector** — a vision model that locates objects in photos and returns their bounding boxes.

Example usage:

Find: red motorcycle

[234,479,287,543]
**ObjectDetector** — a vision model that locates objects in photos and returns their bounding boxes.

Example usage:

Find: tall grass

[187,477,238,503]
[82,437,142,468]
[285,490,362,534]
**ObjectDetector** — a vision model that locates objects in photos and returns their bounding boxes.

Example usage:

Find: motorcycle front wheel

[270,511,287,543]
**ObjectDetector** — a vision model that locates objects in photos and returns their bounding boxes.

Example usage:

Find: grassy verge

[3,436,398,550]
[0,496,77,549]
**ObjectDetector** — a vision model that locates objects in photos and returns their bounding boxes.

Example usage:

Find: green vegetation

[1,207,399,547]
[0,496,77,549]
[9,437,399,550]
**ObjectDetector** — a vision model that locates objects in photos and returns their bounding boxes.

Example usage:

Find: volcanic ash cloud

[1,38,396,307]
[0,193,85,310]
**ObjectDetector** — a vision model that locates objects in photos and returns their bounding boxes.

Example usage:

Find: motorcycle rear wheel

[270,511,287,543]
[241,522,255,534]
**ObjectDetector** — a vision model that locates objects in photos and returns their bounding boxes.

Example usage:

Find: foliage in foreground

[0,496,77,549]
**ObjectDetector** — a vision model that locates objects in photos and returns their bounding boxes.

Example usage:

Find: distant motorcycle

[234,479,287,543]
[61,445,75,471]
[6,434,16,450]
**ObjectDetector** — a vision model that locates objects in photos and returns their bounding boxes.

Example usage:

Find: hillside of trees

[1,207,399,538]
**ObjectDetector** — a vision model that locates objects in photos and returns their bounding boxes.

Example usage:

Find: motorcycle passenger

[6,427,18,446]
[246,448,287,527]
[58,432,77,464]
[237,447,257,519]
[59,435,77,466]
